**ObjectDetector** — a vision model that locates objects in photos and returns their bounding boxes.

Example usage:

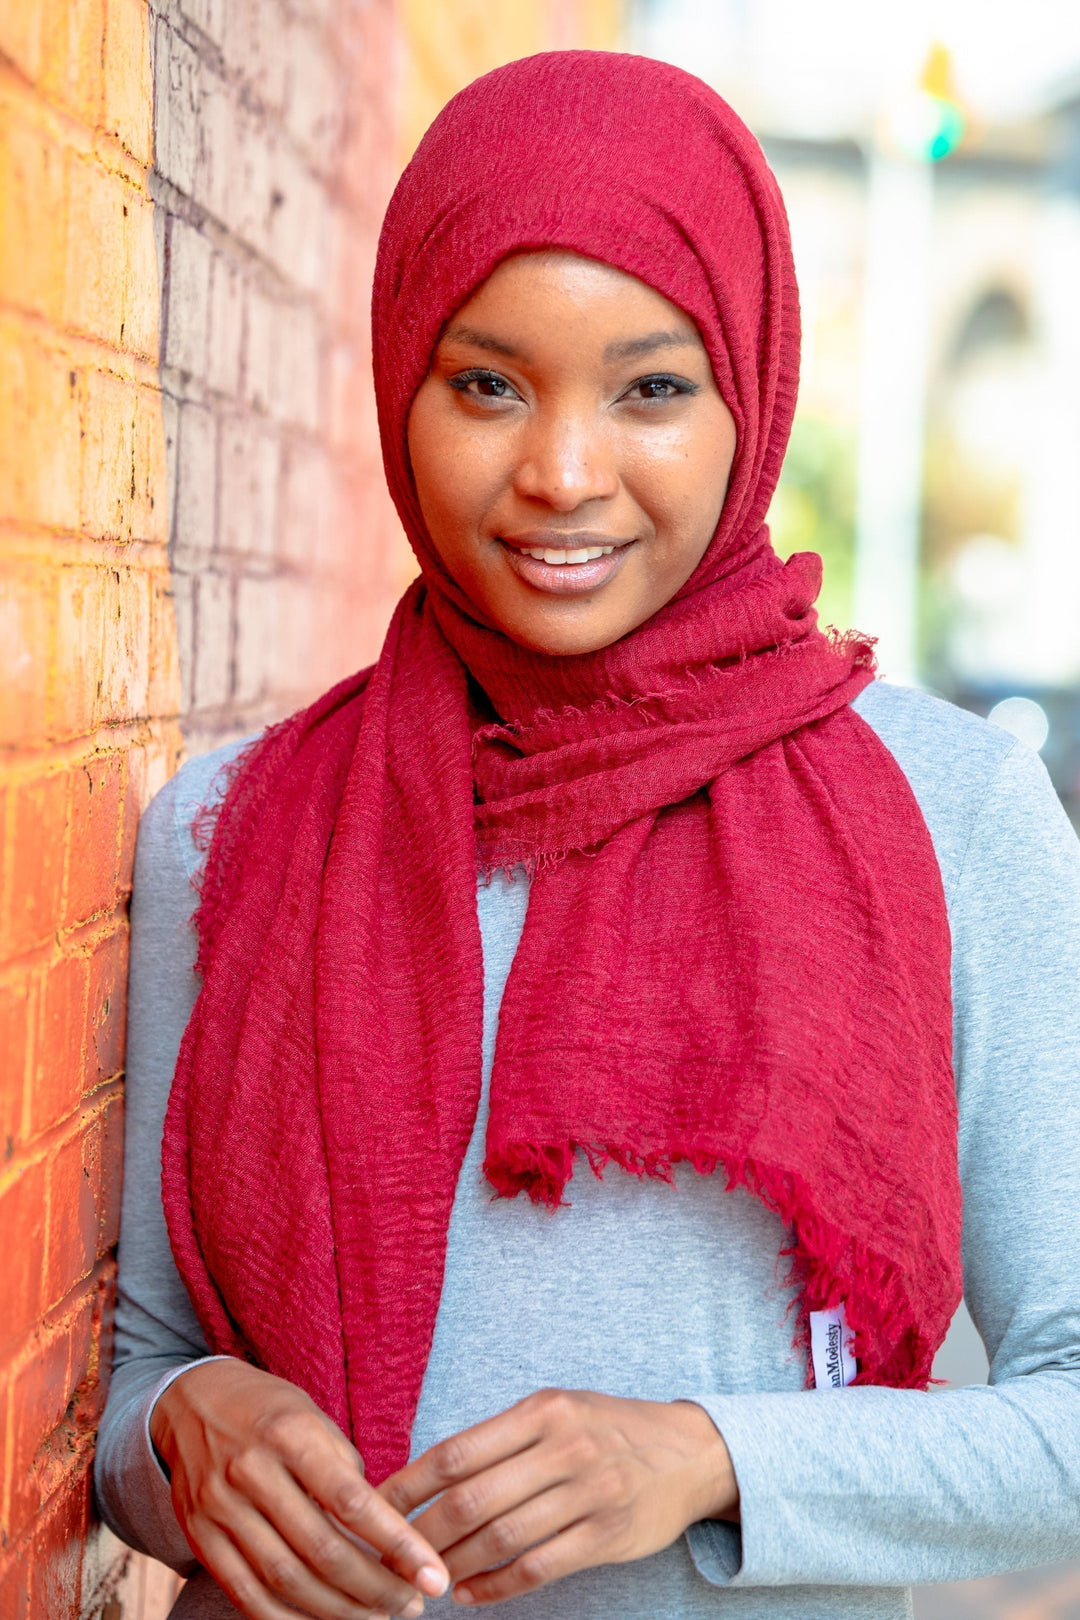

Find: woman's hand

[150,1359,450,1620]
[377,1389,738,1607]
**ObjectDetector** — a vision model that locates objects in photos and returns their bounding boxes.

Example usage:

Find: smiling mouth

[498,534,636,596]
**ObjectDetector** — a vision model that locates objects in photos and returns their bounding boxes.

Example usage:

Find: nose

[512,407,619,512]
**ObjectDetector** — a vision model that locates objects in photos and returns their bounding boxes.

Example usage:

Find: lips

[499,534,635,595]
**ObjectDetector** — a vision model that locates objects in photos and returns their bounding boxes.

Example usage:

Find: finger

[408,1445,573,1558]
[452,1518,602,1608]
[264,1413,448,1596]
[203,1497,422,1620]
[437,1482,584,1584]
[191,1519,357,1620]
[379,1397,551,1518]
[240,1457,437,1610]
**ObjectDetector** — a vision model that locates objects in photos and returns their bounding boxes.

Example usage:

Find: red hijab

[163,52,961,1484]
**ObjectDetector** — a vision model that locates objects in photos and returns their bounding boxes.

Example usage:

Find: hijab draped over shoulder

[163,52,961,1485]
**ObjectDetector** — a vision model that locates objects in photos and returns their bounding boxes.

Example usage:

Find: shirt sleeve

[686,740,1080,1588]
[93,760,233,1573]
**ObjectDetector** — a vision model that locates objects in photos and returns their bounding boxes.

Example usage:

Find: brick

[153,16,201,196]
[27,1462,90,1619]
[176,0,227,45]
[197,62,239,226]
[173,401,217,564]
[63,755,124,927]
[242,285,275,415]
[5,1321,83,1542]
[0,0,46,85]
[95,566,152,726]
[85,925,127,1085]
[0,106,68,325]
[4,770,69,958]
[38,0,106,126]
[121,188,161,365]
[51,566,106,741]
[268,145,330,295]
[222,107,273,259]
[279,438,332,572]
[165,215,212,379]
[103,0,153,164]
[44,1128,102,1308]
[131,380,170,544]
[218,415,278,560]
[63,151,129,347]
[272,301,322,430]
[171,568,195,714]
[0,973,33,1158]
[207,253,244,398]
[0,325,83,532]
[31,950,90,1138]
[191,569,235,710]
[235,573,281,705]
[78,365,136,540]
[222,0,287,113]
[283,18,341,172]
[0,1157,49,1350]
[0,566,58,750]
[147,569,183,719]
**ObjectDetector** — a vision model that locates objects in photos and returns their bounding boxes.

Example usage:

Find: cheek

[622,421,733,557]
[411,423,511,555]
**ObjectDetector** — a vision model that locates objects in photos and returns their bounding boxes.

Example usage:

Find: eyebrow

[441,325,523,359]
[603,329,702,363]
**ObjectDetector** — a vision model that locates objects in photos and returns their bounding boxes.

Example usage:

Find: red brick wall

[0,1,179,1613]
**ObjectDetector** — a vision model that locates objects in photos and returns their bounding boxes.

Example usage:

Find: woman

[95,51,1080,1620]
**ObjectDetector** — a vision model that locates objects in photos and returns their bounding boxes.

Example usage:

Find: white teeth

[519,545,616,564]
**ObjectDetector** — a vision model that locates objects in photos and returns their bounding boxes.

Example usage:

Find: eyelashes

[446,368,701,403]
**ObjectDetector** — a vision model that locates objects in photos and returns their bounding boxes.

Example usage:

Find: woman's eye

[448,369,519,401]
[623,374,698,402]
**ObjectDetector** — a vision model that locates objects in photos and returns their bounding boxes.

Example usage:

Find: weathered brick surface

[0,3,179,1614]
[151,0,411,759]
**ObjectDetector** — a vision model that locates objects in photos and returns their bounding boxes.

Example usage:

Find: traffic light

[886,44,966,164]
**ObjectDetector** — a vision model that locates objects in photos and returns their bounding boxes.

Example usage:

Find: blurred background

[633,0,1080,829]
[2,2,1078,1617]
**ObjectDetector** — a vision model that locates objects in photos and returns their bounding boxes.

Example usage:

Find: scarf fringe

[484,1137,936,1390]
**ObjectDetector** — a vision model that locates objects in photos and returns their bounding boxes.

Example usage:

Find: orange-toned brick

[0,1156,49,1351]
[27,1461,90,1619]
[31,949,91,1138]
[130,380,169,541]
[122,193,162,367]
[4,769,69,958]
[0,972,33,1155]
[38,0,106,128]
[63,754,124,927]
[94,1088,124,1253]
[64,150,129,347]
[0,322,83,532]
[94,565,152,725]
[85,923,127,1085]
[4,1318,82,1542]
[79,364,136,539]
[0,564,58,750]
[51,564,106,743]
[44,1128,99,1309]
[102,0,153,165]
[0,103,68,325]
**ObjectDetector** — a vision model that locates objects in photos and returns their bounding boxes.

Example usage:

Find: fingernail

[453,1587,475,1606]
[402,1599,424,1620]
[417,1566,448,1598]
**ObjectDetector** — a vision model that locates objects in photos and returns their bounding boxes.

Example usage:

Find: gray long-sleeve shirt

[94,681,1080,1618]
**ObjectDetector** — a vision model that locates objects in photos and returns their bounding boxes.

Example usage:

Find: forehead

[436,251,707,372]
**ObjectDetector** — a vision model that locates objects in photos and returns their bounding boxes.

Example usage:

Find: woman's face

[407,252,738,655]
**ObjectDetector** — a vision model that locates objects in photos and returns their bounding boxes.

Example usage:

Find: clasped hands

[151,1360,739,1620]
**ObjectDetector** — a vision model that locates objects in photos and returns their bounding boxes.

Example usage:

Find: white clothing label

[810,1302,858,1389]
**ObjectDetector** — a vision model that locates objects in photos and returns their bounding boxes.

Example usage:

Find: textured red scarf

[162,52,961,1485]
